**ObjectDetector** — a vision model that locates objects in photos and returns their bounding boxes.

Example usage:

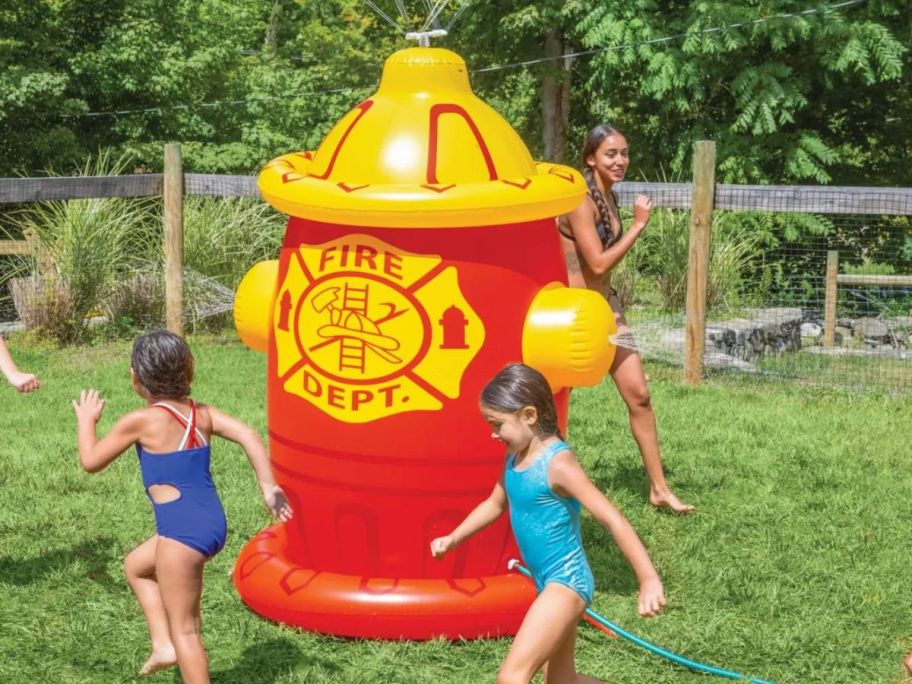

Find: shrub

[2,151,159,343]
[634,208,764,312]
[183,196,285,289]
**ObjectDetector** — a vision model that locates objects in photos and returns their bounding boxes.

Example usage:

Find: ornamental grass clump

[3,151,159,343]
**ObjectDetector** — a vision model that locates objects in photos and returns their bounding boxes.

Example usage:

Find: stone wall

[655,307,803,371]
[705,308,802,362]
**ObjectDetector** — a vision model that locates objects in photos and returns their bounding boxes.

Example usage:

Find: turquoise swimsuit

[504,439,595,605]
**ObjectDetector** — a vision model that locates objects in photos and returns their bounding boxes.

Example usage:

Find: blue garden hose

[508,560,776,684]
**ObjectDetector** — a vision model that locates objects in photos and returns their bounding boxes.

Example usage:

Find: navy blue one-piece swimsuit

[136,401,227,558]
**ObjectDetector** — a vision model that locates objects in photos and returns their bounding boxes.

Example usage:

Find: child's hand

[637,575,665,617]
[9,370,39,393]
[262,484,293,522]
[430,535,457,558]
[72,389,105,423]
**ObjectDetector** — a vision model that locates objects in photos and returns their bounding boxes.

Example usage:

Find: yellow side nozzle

[234,260,279,354]
[522,284,617,390]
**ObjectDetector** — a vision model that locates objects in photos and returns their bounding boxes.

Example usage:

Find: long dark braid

[581,124,624,248]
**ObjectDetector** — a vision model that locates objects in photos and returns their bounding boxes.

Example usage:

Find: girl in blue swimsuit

[431,364,665,684]
[73,331,292,683]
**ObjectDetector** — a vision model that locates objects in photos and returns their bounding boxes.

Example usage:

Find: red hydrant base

[233,524,536,640]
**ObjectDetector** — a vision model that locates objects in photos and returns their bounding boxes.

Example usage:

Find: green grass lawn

[1,336,911,683]
[756,349,912,395]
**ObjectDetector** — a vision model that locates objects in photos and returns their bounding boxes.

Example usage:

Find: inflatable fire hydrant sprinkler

[232,45,617,640]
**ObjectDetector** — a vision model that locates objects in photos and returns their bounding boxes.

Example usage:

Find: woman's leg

[608,297,694,513]
[124,536,177,676]
[496,584,587,684]
[155,538,210,684]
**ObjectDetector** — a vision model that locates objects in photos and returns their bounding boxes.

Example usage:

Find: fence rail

[823,249,912,348]
[2,175,911,215]
[2,148,911,389]
[0,239,32,256]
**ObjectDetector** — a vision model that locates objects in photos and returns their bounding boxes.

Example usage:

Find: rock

[854,318,891,342]
[886,316,912,332]
[653,308,801,365]
[0,321,24,335]
[801,322,822,337]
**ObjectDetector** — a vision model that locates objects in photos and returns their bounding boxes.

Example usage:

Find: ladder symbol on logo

[311,283,404,373]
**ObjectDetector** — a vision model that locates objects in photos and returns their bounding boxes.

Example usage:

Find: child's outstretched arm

[430,478,507,558]
[73,389,143,472]
[206,405,293,522]
[549,451,666,617]
[0,336,39,393]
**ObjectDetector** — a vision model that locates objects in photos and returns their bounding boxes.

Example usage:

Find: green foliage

[2,1,908,184]
[182,195,285,288]
[577,1,909,184]
[843,260,896,276]
[0,0,395,176]
[1,152,159,343]
[631,209,764,312]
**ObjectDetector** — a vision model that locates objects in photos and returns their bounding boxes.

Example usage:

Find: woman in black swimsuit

[560,123,694,514]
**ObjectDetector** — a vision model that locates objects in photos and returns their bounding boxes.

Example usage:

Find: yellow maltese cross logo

[273,234,484,423]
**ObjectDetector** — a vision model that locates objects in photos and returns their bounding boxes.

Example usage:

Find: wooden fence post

[24,229,54,280]
[684,141,716,385]
[822,250,839,347]
[163,143,184,336]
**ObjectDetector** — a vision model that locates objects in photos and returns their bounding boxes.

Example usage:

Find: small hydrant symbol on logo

[273,234,485,423]
[440,306,469,350]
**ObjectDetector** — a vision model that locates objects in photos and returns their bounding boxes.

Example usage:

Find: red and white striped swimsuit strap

[151,400,208,450]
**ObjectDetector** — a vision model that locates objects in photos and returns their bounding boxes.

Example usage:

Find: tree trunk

[264,1,281,58]
[542,28,573,163]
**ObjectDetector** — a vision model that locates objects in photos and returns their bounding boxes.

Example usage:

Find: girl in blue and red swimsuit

[73,331,292,683]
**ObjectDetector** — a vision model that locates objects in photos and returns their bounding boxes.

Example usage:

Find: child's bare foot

[903,652,912,677]
[649,489,695,515]
[139,645,177,676]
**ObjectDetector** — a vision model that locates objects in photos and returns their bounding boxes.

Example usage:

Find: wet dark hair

[131,330,194,399]
[581,123,624,247]
[480,363,561,439]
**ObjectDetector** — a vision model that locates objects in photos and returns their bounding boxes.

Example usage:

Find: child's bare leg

[904,652,912,677]
[156,538,209,684]
[541,620,603,684]
[610,344,694,514]
[124,536,177,676]
[496,584,586,684]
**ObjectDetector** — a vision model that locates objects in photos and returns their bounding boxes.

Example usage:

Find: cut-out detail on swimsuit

[147,483,182,503]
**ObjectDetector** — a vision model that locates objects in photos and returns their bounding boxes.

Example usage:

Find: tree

[576,0,909,184]
[445,0,587,163]
[0,0,395,175]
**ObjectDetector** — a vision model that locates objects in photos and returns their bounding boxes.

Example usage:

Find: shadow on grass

[581,462,693,595]
[593,461,696,504]
[592,462,651,502]
[213,637,335,683]
[0,535,120,589]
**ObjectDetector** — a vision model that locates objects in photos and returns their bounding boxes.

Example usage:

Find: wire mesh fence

[2,171,911,393]
[0,172,282,342]
[614,184,912,394]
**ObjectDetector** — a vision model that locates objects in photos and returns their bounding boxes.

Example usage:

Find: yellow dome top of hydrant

[257,47,585,227]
